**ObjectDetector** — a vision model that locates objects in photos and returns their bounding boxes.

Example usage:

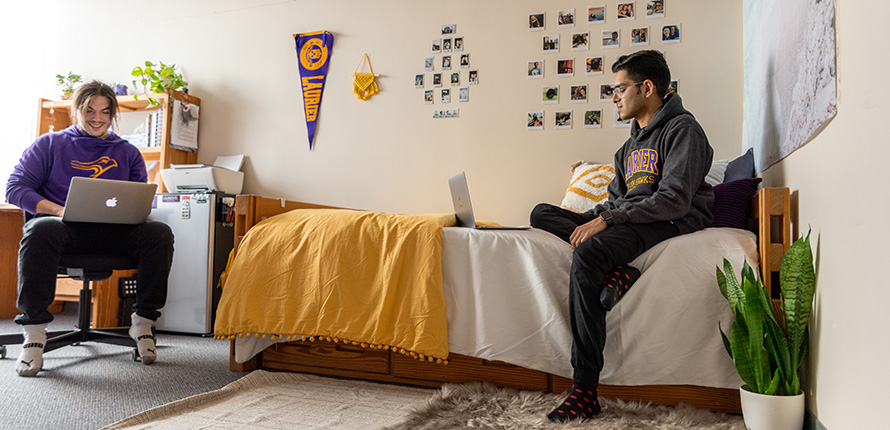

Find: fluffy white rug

[385,382,746,430]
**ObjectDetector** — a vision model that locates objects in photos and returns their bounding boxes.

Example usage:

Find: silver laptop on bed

[448,172,531,230]
[62,177,157,224]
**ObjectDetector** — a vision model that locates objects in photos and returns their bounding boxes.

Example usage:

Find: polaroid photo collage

[527,1,679,131]
[418,24,477,106]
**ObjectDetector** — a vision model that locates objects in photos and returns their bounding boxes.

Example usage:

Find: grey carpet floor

[0,305,247,430]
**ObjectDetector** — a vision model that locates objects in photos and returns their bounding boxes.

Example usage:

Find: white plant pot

[739,385,804,430]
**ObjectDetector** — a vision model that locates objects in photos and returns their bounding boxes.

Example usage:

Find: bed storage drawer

[392,353,549,391]
[262,340,391,375]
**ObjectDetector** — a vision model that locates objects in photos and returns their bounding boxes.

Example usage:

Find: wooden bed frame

[227,187,792,414]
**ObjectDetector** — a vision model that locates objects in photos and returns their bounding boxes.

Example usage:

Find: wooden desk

[0,204,24,319]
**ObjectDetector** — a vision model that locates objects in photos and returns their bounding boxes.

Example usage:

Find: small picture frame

[424,90,434,104]
[424,57,434,71]
[442,24,456,35]
[529,12,545,31]
[555,111,573,129]
[460,54,470,68]
[442,55,452,71]
[661,23,681,43]
[588,5,605,24]
[571,84,588,104]
[614,107,633,127]
[617,2,636,21]
[631,26,649,46]
[599,84,614,102]
[469,70,479,85]
[668,79,679,95]
[584,109,603,129]
[433,73,442,88]
[443,38,452,53]
[432,39,441,54]
[459,87,469,102]
[543,85,559,104]
[557,8,576,28]
[646,0,665,19]
[602,29,620,49]
[454,37,464,51]
[528,60,544,79]
[528,111,544,130]
[557,58,575,77]
[572,32,590,51]
[586,56,604,75]
[415,74,424,88]
[451,72,460,86]
[441,88,451,104]
[543,34,560,53]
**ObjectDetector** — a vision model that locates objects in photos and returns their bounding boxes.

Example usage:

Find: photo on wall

[614,107,632,127]
[602,29,620,49]
[543,34,560,53]
[459,87,469,102]
[424,90,433,104]
[454,37,464,51]
[424,57,434,71]
[646,0,665,19]
[460,54,470,68]
[528,60,544,78]
[557,8,575,28]
[543,85,559,104]
[443,38,452,53]
[668,79,679,95]
[599,84,614,102]
[528,111,544,130]
[617,2,636,21]
[586,56,604,75]
[557,58,574,77]
[584,109,603,128]
[415,74,424,88]
[441,88,451,103]
[442,55,452,70]
[555,111,573,129]
[631,26,649,46]
[469,70,479,84]
[588,5,605,24]
[571,84,588,103]
[529,12,545,31]
[572,32,590,51]
[433,73,442,88]
[432,39,441,53]
[661,23,681,43]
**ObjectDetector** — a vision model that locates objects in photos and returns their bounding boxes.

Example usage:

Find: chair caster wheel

[132,349,140,362]
[0,345,6,359]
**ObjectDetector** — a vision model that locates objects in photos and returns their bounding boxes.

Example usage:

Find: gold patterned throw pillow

[560,161,615,213]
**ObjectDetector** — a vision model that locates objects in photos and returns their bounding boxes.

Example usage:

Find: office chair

[0,254,143,361]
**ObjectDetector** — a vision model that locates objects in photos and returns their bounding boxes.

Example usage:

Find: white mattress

[235,226,754,389]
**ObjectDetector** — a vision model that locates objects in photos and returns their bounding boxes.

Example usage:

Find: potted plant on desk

[717,231,816,430]
[56,71,82,100]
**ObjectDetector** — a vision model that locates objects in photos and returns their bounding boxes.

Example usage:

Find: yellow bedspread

[214,209,455,362]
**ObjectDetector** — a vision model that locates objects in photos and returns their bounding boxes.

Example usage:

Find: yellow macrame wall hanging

[353,53,380,100]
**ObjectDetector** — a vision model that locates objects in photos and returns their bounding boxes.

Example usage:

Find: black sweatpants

[529,203,681,386]
[15,215,174,325]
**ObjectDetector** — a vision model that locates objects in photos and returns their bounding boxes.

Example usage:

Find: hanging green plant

[130,61,186,107]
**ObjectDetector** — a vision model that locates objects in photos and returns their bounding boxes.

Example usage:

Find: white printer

[160,155,245,194]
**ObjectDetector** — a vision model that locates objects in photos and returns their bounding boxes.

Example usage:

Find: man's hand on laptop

[35,199,64,217]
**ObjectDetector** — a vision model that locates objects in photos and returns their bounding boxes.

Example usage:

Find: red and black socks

[547,384,601,422]
[600,264,642,311]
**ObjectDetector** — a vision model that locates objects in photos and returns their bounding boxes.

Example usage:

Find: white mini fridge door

[149,193,214,334]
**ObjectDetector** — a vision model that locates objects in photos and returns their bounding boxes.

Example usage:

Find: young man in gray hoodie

[530,50,714,422]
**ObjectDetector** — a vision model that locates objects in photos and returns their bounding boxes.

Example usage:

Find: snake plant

[717,230,816,396]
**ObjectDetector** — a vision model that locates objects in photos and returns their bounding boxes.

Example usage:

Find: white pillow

[560,161,616,213]
[705,160,729,186]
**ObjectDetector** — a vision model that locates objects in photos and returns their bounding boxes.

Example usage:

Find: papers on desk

[163,155,245,194]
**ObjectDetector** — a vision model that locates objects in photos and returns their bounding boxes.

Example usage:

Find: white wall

[0,0,740,226]
[759,1,889,428]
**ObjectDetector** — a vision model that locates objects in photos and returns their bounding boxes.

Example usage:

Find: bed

[216,186,791,414]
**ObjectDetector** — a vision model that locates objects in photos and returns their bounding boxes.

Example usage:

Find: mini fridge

[148,192,235,335]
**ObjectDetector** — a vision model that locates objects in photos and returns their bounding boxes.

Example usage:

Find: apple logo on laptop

[106,197,118,208]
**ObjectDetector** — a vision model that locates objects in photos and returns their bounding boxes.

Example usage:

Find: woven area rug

[101,370,434,430]
[385,383,746,430]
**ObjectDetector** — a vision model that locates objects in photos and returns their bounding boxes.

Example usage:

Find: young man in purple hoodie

[5,81,174,376]
[530,51,714,422]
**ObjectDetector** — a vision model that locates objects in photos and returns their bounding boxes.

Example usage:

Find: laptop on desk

[62,177,157,224]
[448,172,531,230]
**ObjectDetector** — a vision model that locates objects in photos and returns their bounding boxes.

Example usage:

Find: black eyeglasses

[613,82,643,97]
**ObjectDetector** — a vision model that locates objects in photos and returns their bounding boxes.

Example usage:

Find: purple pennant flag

[294,31,334,150]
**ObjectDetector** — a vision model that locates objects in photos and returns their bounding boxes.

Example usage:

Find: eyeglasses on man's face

[613,81,644,98]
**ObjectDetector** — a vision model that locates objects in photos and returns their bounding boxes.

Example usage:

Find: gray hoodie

[594,93,714,234]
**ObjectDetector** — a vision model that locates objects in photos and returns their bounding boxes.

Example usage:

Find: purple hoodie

[6,125,147,214]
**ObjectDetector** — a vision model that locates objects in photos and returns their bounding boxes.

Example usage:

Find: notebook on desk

[448,172,531,230]
[61,177,157,224]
